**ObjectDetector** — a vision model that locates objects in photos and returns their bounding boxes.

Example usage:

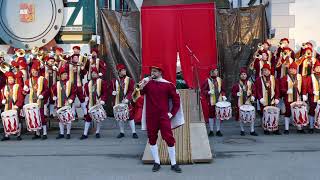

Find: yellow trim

[311,74,319,102]
[261,75,275,105]
[115,76,130,105]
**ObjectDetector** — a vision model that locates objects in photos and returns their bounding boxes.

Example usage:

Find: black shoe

[56,134,64,139]
[66,134,71,139]
[300,129,306,134]
[42,135,47,140]
[171,164,182,173]
[32,135,41,140]
[16,136,22,141]
[208,131,214,137]
[250,131,258,136]
[117,133,125,138]
[95,133,101,138]
[132,133,138,139]
[1,136,10,141]
[284,130,289,135]
[240,131,245,136]
[264,130,270,135]
[309,129,314,134]
[80,135,88,140]
[152,163,161,172]
[216,131,223,137]
[273,130,282,135]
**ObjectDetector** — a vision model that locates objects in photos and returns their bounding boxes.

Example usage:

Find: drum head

[216,101,231,108]
[0,0,64,49]
[240,105,255,111]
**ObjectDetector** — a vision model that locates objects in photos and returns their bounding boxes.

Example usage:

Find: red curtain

[141,3,217,87]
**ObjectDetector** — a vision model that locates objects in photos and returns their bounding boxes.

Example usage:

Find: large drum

[239,105,255,124]
[56,106,75,124]
[23,103,42,131]
[89,104,107,122]
[263,106,280,132]
[113,103,129,121]
[290,101,308,127]
[1,110,19,135]
[314,103,320,129]
[215,101,232,120]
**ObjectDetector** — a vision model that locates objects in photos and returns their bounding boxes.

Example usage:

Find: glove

[100,101,105,105]
[23,85,29,92]
[52,66,58,71]
[68,99,73,104]
[287,89,293,94]
[98,73,103,77]
[303,95,308,102]
[222,96,227,101]
[317,100,320,105]
[251,96,255,102]
[53,96,57,101]
[122,99,129,104]
[1,99,6,105]
[314,91,319,96]
[38,95,44,99]
[40,63,44,69]
[112,91,117,96]
[85,97,89,102]
[168,112,173,119]
[236,92,242,97]
[260,98,265,106]
[13,105,18,110]
[274,99,280,105]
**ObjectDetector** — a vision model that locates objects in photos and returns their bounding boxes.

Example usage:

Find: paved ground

[0,118,320,180]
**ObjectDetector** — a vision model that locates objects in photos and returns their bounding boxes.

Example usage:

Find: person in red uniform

[23,62,49,140]
[85,48,107,80]
[13,58,28,86]
[0,51,7,90]
[111,64,138,139]
[280,62,304,134]
[201,67,226,137]
[231,68,258,136]
[302,61,320,134]
[80,67,108,139]
[43,56,58,117]
[0,72,25,141]
[51,66,77,139]
[275,47,295,79]
[250,50,274,79]
[296,47,319,77]
[254,64,280,135]
[139,65,183,173]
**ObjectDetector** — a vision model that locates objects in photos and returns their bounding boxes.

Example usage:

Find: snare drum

[290,101,308,127]
[215,101,232,120]
[263,106,280,132]
[57,106,75,124]
[113,103,129,121]
[89,104,107,122]
[23,103,42,131]
[239,105,255,124]
[1,110,19,135]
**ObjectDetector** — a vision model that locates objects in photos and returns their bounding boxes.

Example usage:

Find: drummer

[201,66,227,137]
[111,64,138,139]
[231,67,258,136]
[280,62,304,134]
[51,66,77,139]
[80,67,108,140]
[254,64,281,135]
[23,62,49,140]
[0,72,25,141]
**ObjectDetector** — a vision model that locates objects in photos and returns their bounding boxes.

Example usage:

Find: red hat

[72,46,80,51]
[91,67,98,74]
[283,47,292,52]
[306,42,313,47]
[262,64,271,71]
[5,72,15,79]
[91,48,99,54]
[55,47,64,52]
[116,64,126,71]
[280,38,289,43]
[239,67,247,74]
[263,41,271,46]
[150,64,164,72]
[314,61,320,70]
[31,62,40,71]
[59,65,69,75]
[289,62,298,70]
[304,47,313,52]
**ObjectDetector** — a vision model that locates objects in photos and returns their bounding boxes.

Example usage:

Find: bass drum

[0,0,64,49]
